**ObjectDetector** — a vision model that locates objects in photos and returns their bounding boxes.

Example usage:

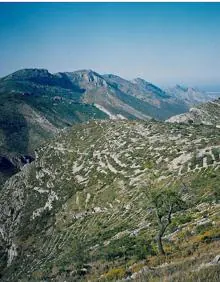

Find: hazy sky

[0,2,220,88]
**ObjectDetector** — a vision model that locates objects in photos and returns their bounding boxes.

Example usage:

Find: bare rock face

[7,243,17,266]
[212,255,220,264]
[0,155,34,188]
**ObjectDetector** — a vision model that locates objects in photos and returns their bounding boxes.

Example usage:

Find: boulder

[212,255,220,264]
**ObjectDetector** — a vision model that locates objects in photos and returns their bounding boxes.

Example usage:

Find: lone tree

[148,187,185,255]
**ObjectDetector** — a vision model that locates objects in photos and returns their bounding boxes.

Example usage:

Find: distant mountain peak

[132,77,171,99]
[175,84,200,92]
[132,77,150,84]
[73,69,95,74]
[102,74,131,85]
[165,84,220,107]
[64,69,108,88]
[175,84,188,91]
[3,68,51,81]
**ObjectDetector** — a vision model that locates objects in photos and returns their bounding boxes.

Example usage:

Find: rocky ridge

[167,98,220,126]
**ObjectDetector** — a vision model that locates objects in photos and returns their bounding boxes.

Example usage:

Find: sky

[0,2,220,89]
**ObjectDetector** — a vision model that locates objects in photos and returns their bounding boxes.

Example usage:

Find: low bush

[103,267,126,280]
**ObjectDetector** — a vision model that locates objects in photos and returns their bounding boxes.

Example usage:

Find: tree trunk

[157,231,165,255]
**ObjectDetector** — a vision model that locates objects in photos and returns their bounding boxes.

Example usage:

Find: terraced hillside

[167,98,220,126]
[0,69,107,185]
[0,120,220,281]
[0,68,189,185]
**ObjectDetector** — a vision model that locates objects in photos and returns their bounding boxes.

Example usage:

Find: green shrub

[103,267,126,280]
[195,222,213,235]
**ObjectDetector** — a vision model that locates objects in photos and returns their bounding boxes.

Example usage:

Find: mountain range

[166,84,220,107]
[1,68,220,186]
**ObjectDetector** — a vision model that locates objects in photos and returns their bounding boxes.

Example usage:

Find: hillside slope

[0,69,107,185]
[102,74,188,119]
[0,68,189,185]
[167,98,220,126]
[0,120,219,281]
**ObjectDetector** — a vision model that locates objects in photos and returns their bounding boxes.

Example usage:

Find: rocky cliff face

[0,120,220,281]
